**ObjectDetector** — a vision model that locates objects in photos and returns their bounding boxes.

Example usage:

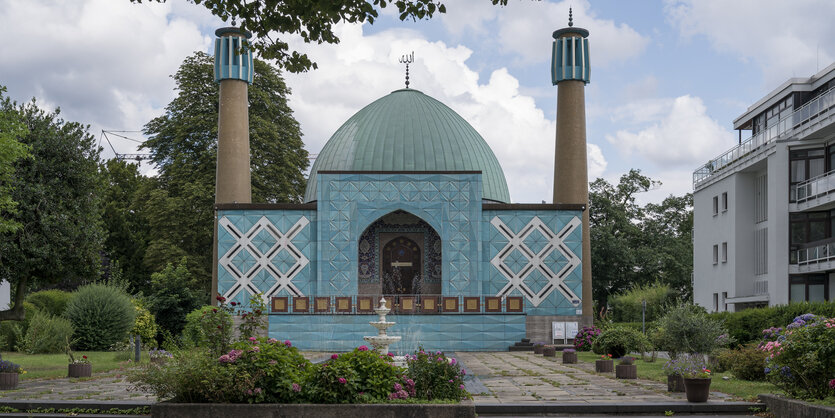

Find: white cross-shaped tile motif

[219,216,309,302]
[490,216,581,307]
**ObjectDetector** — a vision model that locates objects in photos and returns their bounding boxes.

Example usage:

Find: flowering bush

[665,353,710,378]
[235,293,268,340]
[573,326,601,351]
[228,337,312,403]
[760,314,835,399]
[198,296,235,357]
[406,348,469,400]
[305,346,403,403]
[149,348,174,360]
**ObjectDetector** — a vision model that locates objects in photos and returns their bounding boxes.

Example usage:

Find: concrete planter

[543,346,556,357]
[151,402,476,418]
[683,378,711,402]
[759,394,835,418]
[594,359,613,373]
[68,363,92,378]
[562,351,577,364]
[615,364,637,379]
[666,374,685,392]
[0,372,19,390]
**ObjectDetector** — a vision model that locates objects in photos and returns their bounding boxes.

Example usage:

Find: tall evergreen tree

[140,52,308,293]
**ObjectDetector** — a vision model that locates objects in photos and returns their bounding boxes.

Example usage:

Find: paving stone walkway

[0,351,739,406]
[456,352,738,405]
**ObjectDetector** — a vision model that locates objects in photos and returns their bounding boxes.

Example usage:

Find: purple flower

[461,369,466,376]
[284,340,292,347]
[292,383,301,392]
[829,378,835,390]
[459,384,465,390]
[394,383,403,391]
[450,358,456,365]
[338,377,347,384]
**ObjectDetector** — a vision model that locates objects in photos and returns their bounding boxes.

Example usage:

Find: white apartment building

[693,63,835,312]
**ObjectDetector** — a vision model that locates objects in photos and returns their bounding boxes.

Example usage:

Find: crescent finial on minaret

[569,7,573,27]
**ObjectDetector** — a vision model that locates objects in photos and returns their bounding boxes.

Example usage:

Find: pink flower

[387,352,394,357]
[268,338,277,344]
[394,383,403,391]
[249,337,257,342]
[338,377,347,384]
[292,383,301,392]
[218,354,231,363]
[830,378,835,390]
[251,346,260,352]
[448,379,453,383]
[247,389,253,396]
[284,340,292,347]
[331,354,339,360]
[358,345,369,351]
[461,369,466,376]
[459,384,465,390]
[450,358,456,365]
[254,388,262,394]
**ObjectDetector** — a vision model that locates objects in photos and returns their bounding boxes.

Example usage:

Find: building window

[713,293,719,312]
[712,196,719,215]
[721,242,728,263]
[790,275,829,302]
[721,292,728,312]
[721,192,728,212]
[789,211,835,263]
[713,245,719,264]
[790,148,825,202]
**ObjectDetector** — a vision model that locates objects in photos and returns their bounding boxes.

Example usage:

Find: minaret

[212,26,254,302]
[551,9,593,323]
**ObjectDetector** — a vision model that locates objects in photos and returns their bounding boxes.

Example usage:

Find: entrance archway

[382,236,421,294]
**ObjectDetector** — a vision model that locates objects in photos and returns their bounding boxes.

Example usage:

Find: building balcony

[694,86,835,190]
[790,239,835,274]
[791,169,835,211]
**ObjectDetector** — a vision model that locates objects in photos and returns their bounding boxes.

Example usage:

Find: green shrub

[763,314,835,399]
[199,298,235,357]
[591,325,651,358]
[723,344,769,381]
[406,348,468,401]
[182,306,218,348]
[130,300,158,349]
[709,301,835,345]
[21,310,74,354]
[148,259,205,339]
[609,283,675,322]
[64,284,136,351]
[25,290,73,317]
[0,302,39,351]
[574,325,602,351]
[229,337,313,403]
[654,304,727,358]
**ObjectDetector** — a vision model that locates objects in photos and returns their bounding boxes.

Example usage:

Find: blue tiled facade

[217,172,583,350]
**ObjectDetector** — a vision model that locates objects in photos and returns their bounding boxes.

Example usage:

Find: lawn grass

[2,351,148,380]
[575,351,780,402]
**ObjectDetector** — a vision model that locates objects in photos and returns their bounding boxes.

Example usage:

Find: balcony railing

[794,169,835,204]
[794,241,835,266]
[694,86,835,189]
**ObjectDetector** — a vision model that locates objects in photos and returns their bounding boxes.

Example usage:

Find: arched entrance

[357,210,441,295]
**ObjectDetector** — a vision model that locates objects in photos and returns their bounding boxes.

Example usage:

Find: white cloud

[284,23,603,203]
[664,0,835,86]
[0,0,215,161]
[440,0,650,67]
[606,95,735,168]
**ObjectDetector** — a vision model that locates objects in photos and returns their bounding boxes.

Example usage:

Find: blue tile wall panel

[269,314,526,352]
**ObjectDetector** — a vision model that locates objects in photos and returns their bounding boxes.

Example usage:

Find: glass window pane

[808,284,825,302]
[810,158,825,178]
[791,222,807,244]
[810,221,826,241]
[790,284,806,302]
[791,160,805,182]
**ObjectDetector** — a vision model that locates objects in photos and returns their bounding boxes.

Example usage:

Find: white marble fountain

[363,297,407,367]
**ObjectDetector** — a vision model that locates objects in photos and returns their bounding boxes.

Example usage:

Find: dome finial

[399,51,414,89]
[568,7,573,27]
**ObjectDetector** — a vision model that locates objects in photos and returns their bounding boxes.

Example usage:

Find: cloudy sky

[1,0,834,204]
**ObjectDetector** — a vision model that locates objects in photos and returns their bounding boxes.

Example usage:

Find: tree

[132,0,509,73]
[147,258,204,339]
[0,96,105,321]
[0,86,31,234]
[140,52,308,292]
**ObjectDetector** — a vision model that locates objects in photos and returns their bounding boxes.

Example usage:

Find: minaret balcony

[694,86,835,190]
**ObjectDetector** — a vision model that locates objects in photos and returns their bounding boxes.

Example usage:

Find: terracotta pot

[683,377,711,402]
[0,372,18,390]
[595,359,613,373]
[68,363,92,378]
[562,351,577,364]
[533,345,544,354]
[616,364,637,379]
[543,346,556,357]
[667,374,685,392]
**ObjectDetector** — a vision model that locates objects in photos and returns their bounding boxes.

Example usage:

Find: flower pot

[667,374,685,392]
[0,372,19,390]
[533,345,544,354]
[68,363,92,378]
[595,359,613,373]
[616,364,637,379]
[683,377,711,402]
[543,346,556,357]
[562,351,577,364]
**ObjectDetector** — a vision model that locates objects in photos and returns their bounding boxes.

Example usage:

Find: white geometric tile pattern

[490,215,581,307]
[219,216,310,302]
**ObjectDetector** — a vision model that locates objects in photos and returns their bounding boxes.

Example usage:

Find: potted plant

[682,355,712,402]
[67,348,92,378]
[595,354,613,372]
[0,356,25,390]
[616,356,637,379]
[663,356,686,392]
[533,342,546,355]
[562,348,577,364]
[149,348,173,364]
[543,345,556,357]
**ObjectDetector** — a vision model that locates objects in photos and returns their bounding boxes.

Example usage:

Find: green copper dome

[304,89,510,203]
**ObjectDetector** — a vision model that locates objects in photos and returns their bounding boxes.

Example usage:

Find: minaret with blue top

[212,25,254,303]
[551,8,593,324]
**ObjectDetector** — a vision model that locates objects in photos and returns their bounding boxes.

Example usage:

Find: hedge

[708,301,835,344]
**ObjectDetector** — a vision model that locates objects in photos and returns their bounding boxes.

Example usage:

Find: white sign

[566,322,579,341]
[552,321,566,343]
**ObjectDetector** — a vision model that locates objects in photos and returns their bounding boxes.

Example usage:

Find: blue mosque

[211,16,593,351]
